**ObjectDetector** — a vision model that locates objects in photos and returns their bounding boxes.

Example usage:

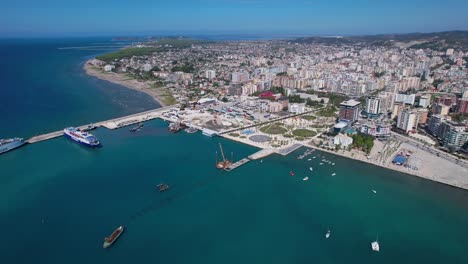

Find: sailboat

[325,229,331,239]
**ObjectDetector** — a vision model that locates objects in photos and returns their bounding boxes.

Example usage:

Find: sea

[1,38,468,264]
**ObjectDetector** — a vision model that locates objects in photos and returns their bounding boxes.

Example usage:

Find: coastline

[219,132,468,190]
[83,60,168,107]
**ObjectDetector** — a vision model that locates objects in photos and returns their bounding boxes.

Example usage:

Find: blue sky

[1,0,467,37]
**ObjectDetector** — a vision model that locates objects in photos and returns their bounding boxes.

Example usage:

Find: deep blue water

[0,38,158,138]
[1,39,468,264]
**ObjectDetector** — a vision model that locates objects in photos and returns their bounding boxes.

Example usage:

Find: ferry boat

[103,226,124,248]
[63,127,100,147]
[0,138,26,155]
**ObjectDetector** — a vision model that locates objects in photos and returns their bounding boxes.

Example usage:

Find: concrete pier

[25,105,177,144]
[225,158,250,171]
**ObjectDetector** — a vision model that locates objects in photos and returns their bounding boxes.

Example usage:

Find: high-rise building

[397,108,418,132]
[427,115,445,138]
[395,93,416,105]
[365,97,381,115]
[339,99,361,123]
[205,70,216,80]
[231,72,249,83]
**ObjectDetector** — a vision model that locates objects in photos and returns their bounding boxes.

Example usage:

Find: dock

[248,149,274,160]
[225,158,250,171]
[25,105,177,144]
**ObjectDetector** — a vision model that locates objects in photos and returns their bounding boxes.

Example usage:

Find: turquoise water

[1,119,468,263]
[1,39,468,263]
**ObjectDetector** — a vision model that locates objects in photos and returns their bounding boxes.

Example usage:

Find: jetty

[225,158,250,171]
[25,105,177,144]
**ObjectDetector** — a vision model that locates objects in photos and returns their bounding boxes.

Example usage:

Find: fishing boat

[303,177,309,181]
[325,230,331,239]
[103,226,124,248]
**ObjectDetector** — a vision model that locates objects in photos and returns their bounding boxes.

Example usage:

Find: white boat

[309,167,313,171]
[303,177,309,181]
[371,241,380,252]
[308,158,311,161]
[331,173,336,176]
[312,156,316,159]
[332,163,335,165]
[325,230,331,239]
[372,190,377,194]
[320,163,324,165]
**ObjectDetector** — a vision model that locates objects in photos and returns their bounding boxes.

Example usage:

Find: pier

[225,158,250,171]
[25,105,177,144]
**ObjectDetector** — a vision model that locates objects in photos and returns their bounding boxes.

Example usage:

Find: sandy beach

[83,60,170,107]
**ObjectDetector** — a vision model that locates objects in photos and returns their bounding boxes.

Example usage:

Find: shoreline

[219,132,468,190]
[83,60,169,107]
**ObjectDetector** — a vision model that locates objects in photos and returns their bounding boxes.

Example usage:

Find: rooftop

[340,99,361,107]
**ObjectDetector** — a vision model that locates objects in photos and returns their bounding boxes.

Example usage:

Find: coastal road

[390,132,468,170]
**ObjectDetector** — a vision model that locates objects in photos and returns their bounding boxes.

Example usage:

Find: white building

[419,95,430,108]
[397,108,418,132]
[289,103,306,114]
[395,93,416,105]
[143,63,152,72]
[365,97,381,114]
[333,134,353,149]
[446,48,454,56]
[104,65,114,72]
[205,70,216,80]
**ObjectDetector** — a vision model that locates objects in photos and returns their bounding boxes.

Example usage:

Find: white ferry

[63,127,100,147]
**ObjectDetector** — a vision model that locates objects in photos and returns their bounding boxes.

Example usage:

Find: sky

[1,0,467,37]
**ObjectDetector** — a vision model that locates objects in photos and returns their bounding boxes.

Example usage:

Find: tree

[221,97,228,103]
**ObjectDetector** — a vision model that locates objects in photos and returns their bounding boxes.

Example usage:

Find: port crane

[216,143,231,169]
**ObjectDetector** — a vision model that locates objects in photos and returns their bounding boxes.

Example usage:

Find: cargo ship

[0,138,26,155]
[63,127,100,147]
[103,225,124,248]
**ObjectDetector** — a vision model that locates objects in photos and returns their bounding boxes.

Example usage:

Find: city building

[456,98,468,114]
[365,97,381,115]
[431,103,450,116]
[333,134,353,149]
[231,71,249,83]
[419,95,431,108]
[360,123,391,138]
[205,70,216,80]
[416,108,429,125]
[339,99,361,123]
[289,103,306,114]
[395,93,416,105]
[397,108,418,132]
[104,65,114,72]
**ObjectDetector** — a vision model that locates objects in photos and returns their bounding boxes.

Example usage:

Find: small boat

[308,158,311,161]
[320,163,324,165]
[312,157,316,159]
[185,127,198,134]
[156,183,170,192]
[371,240,380,252]
[103,226,124,248]
[372,190,377,194]
[325,230,331,239]
[303,177,309,181]
[309,167,313,171]
[332,163,335,166]
[331,173,336,176]
[289,171,295,176]
[130,122,144,132]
